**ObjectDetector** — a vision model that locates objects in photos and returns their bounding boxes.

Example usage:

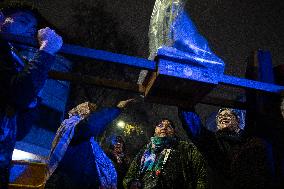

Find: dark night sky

[4,0,283,70]
[37,0,284,69]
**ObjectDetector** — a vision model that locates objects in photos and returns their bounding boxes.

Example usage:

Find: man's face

[154,119,174,137]
[0,11,37,37]
[113,142,123,154]
[216,109,239,131]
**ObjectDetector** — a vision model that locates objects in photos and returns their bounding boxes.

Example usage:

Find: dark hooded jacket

[179,110,275,189]
[0,38,55,188]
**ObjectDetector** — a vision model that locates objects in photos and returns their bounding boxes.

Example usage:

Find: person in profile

[0,7,62,188]
[106,135,130,189]
[46,99,134,189]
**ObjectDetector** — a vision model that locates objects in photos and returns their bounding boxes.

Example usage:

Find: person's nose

[161,123,170,129]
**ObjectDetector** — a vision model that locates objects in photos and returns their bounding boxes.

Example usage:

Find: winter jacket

[0,38,55,188]
[123,139,208,189]
[179,110,275,189]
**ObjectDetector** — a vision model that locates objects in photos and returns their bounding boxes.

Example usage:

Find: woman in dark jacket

[124,119,208,189]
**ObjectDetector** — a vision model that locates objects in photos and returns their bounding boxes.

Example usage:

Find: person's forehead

[156,119,170,126]
[219,109,234,116]
[162,120,170,123]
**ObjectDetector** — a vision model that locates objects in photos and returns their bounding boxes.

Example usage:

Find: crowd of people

[0,5,283,189]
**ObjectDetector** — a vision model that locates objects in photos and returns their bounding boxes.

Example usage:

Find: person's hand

[178,109,202,138]
[68,102,97,118]
[38,27,63,55]
[116,99,135,109]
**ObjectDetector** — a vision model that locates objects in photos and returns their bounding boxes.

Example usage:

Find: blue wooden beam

[0,33,156,70]
[220,75,284,93]
[1,33,284,94]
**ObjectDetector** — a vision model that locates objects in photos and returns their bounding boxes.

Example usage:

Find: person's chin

[159,133,167,137]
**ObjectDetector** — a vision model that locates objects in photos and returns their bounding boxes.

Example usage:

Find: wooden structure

[9,160,47,189]
[2,31,284,189]
[1,33,284,110]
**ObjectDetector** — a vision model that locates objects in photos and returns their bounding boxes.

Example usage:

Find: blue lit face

[216,109,239,132]
[0,11,37,37]
[113,142,123,154]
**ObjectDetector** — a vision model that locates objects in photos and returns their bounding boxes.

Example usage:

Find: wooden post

[246,50,284,187]
[245,50,277,135]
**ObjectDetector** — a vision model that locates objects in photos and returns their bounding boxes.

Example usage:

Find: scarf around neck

[140,137,175,175]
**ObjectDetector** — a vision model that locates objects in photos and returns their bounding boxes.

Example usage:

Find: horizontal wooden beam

[200,96,246,109]
[2,33,284,96]
[145,94,246,109]
[48,71,145,93]
[220,74,284,93]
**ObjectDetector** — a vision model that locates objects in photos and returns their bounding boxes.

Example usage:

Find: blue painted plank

[2,33,284,94]
[220,75,284,93]
[0,33,156,70]
[61,44,156,70]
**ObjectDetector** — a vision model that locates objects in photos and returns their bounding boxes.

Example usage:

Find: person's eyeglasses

[217,113,237,121]
[156,123,173,129]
